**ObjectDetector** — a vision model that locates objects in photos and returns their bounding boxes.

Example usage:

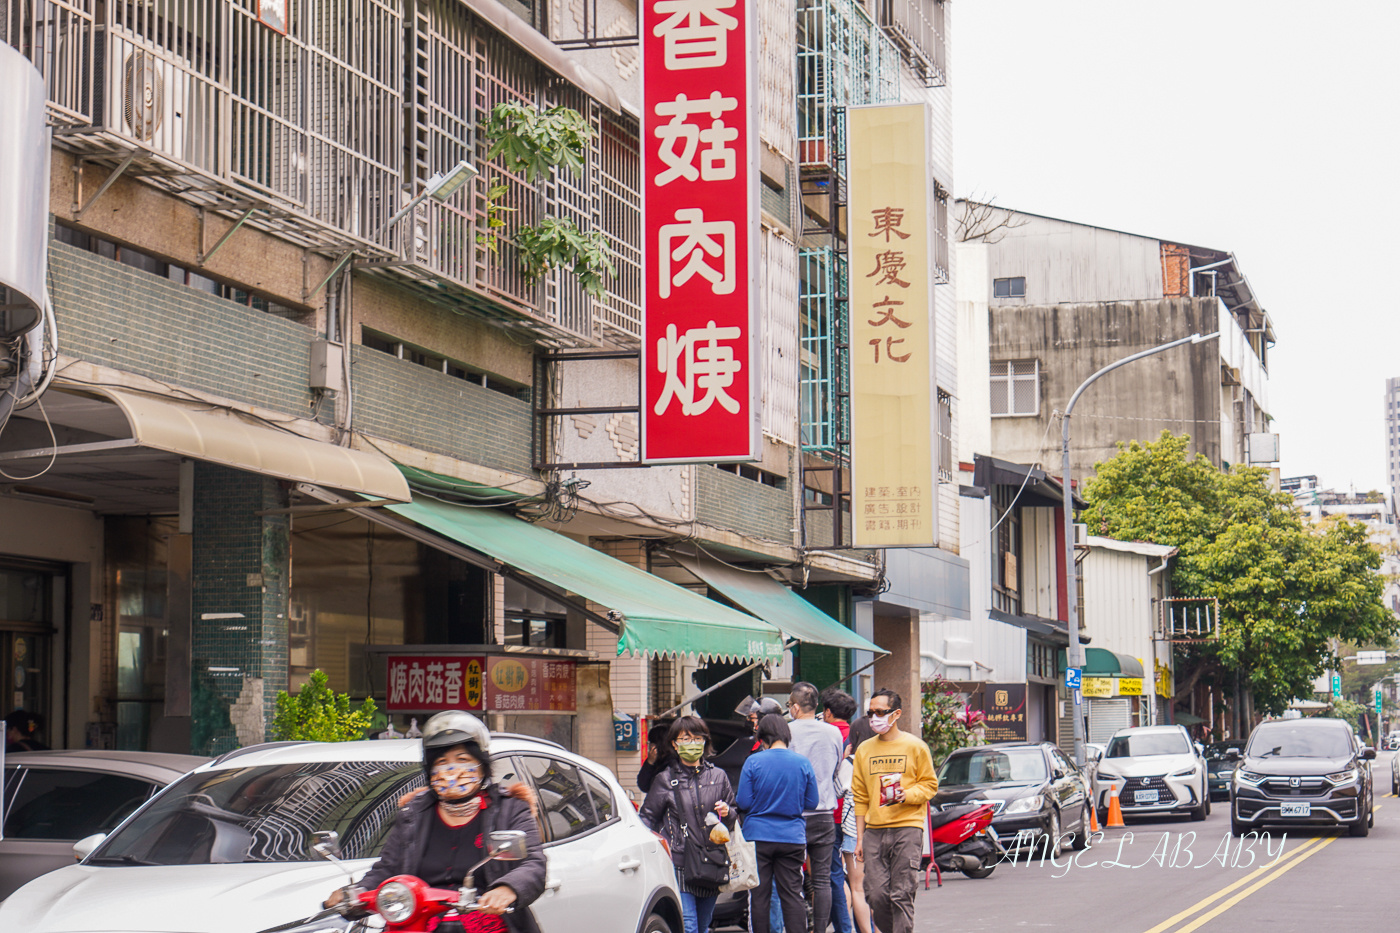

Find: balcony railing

[874,0,946,87]
[796,0,900,172]
[798,245,848,453]
[3,0,641,346]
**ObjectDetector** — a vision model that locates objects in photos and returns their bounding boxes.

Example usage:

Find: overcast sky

[953,1,1400,494]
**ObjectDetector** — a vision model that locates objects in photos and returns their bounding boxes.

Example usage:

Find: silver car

[1092,725,1210,821]
[0,736,682,933]
[1,750,208,899]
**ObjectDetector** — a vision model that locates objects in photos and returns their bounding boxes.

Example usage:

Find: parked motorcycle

[923,801,1006,887]
[257,829,529,933]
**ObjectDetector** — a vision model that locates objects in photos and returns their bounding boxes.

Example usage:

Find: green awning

[1058,647,1145,678]
[675,554,885,654]
[385,495,786,663]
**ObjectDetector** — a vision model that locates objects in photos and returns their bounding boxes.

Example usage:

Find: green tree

[271,670,378,742]
[1082,432,1396,716]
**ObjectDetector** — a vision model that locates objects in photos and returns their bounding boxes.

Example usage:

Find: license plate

[1134,790,1158,804]
[984,827,1000,843]
[1280,802,1310,817]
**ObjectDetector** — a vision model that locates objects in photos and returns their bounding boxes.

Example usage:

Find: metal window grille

[933,181,950,284]
[796,0,899,170]
[799,245,847,453]
[992,484,1021,615]
[873,0,945,87]
[763,229,801,446]
[990,360,1039,416]
[937,388,952,482]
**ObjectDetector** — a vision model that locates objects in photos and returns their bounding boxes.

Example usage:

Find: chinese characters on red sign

[642,0,759,462]
[386,656,576,713]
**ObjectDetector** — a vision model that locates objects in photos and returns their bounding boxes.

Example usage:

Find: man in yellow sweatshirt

[851,688,938,933]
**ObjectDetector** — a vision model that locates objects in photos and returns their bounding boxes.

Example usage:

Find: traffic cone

[1088,799,1100,833]
[1106,784,1126,829]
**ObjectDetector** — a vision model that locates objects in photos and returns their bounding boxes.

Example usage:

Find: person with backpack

[639,716,737,933]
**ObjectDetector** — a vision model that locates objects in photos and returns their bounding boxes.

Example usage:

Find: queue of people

[637,685,939,933]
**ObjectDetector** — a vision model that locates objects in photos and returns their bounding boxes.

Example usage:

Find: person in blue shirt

[736,713,818,933]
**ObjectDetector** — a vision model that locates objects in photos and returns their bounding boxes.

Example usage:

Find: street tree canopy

[1082,432,1396,714]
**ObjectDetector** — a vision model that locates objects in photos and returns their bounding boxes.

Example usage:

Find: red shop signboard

[386,655,576,713]
[641,0,760,463]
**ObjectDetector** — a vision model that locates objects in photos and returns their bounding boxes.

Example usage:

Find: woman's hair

[427,739,493,784]
[666,715,713,757]
[756,713,791,747]
[846,716,875,755]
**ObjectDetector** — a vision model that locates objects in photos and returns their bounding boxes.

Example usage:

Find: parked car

[1203,740,1245,801]
[1391,742,1400,795]
[933,743,1092,852]
[0,735,682,932]
[1,749,208,900]
[1227,717,1374,837]
[1092,725,1209,822]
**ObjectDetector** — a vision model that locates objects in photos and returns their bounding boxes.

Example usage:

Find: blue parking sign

[1065,667,1082,690]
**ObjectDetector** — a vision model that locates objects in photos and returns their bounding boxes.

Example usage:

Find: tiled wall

[695,466,795,543]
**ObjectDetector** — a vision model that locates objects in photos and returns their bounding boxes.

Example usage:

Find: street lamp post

[1061,331,1220,767]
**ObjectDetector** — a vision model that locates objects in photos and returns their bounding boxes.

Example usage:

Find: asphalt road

[911,751,1399,933]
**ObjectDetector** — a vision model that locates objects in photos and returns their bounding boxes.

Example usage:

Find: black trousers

[751,840,806,933]
[803,813,837,933]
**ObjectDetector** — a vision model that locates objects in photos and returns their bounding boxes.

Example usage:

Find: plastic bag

[719,823,760,893]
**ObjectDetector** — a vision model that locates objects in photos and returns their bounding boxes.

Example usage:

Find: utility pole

[1061,332,1220,767]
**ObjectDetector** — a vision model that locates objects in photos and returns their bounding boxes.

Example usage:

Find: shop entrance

[0,561,65,746]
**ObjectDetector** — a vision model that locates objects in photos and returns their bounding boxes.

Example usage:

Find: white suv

[1092,725,1209,822]
[0,735,682,933]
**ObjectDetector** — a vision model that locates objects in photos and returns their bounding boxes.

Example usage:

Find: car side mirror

[310,830,343,861]
[487,830,528,861]
[1224,749,1241,761]
[1194,743,1205,757]
[73,833,106,861]
[1362,747,1377,760]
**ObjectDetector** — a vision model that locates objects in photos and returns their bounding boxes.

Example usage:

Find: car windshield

[939,748,1047,785]
[1246,727,1353,759]
[1105,733,1189,757]
[1203,742,1242,759]
[90,761,422,866]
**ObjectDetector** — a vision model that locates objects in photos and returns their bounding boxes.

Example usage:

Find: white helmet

[421,710,491,770]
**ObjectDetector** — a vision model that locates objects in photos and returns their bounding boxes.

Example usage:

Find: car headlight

[1003,795,1043,814]
[376,881,418,923]
[1170,767,1198,778]
[1325,768,1358,784]
[1234,770,1266,786]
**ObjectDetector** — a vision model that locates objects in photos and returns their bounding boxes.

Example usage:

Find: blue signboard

[1065,667,1082,691]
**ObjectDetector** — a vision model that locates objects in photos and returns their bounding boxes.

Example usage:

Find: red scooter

[923,801,1005,887]
[259,829,528,933]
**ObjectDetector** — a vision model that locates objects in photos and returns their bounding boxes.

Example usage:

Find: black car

[1204,740,1245,801]
[1228,717,1375,837]
[934,743,1092,852]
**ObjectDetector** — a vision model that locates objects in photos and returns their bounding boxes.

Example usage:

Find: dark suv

[1228,717,1375,837]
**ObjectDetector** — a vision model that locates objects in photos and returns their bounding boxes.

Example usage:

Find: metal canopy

[1057,647,1145,679]
[0,387,410,508]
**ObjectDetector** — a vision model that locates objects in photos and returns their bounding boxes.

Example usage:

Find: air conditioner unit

[97,31,191,163]
[1074,522,1089,546]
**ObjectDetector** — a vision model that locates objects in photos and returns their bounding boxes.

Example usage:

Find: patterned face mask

[431,762,483,799]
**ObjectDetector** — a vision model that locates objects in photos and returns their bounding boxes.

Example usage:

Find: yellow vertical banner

[847,104,938,547]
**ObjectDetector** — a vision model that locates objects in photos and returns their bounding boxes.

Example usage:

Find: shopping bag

[719,823,760,893]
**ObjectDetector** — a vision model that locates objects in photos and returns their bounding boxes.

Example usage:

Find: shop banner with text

[847,103,938,546]
[980,682,1028,743]
[641,0,760,462]
[386,656,577,712]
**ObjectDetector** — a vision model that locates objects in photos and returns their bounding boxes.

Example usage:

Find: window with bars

[991,360,1039,417]
[1027,640,1056,681]
[991,484,1021,615]
[937,389,953,482]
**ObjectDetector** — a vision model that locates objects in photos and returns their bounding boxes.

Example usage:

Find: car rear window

[3,768,156,840]
[1246,727,1353,759]
[1105,732,1190,757]
[90,761,422,865]
[938,748,1047,785]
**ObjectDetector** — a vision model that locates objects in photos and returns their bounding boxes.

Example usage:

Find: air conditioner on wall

[96,31,192,163]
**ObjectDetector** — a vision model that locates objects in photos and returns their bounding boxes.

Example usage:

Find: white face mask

[869,714,893,734]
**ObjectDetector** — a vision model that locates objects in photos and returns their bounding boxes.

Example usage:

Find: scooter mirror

[73,833,106,861]
[487,830,528,861]
[311,830,343,861]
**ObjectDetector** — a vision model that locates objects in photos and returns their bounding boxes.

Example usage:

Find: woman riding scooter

[323,710,548,933]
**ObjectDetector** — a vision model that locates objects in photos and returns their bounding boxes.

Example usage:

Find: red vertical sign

[641,0,760,463]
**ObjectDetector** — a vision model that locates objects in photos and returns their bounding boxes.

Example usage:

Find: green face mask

[676,740,705,763]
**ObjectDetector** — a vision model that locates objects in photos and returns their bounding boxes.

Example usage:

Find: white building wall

[956,242,991,465]
[1019,506,1060,619]
[920,615,1026,682]
[1081,545,1173,724]
[981,213,1165,306]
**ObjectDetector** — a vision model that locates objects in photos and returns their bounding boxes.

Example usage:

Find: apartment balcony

[796,0,900,172]
[873,0,946,88]
[2,0,640,347]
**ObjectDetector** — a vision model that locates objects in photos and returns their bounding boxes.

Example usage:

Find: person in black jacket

[325,711,547,933]
[639,715,737,933]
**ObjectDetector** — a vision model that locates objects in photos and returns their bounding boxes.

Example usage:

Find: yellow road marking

[1138,836,1324,933]
[1169,835,1338,933]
